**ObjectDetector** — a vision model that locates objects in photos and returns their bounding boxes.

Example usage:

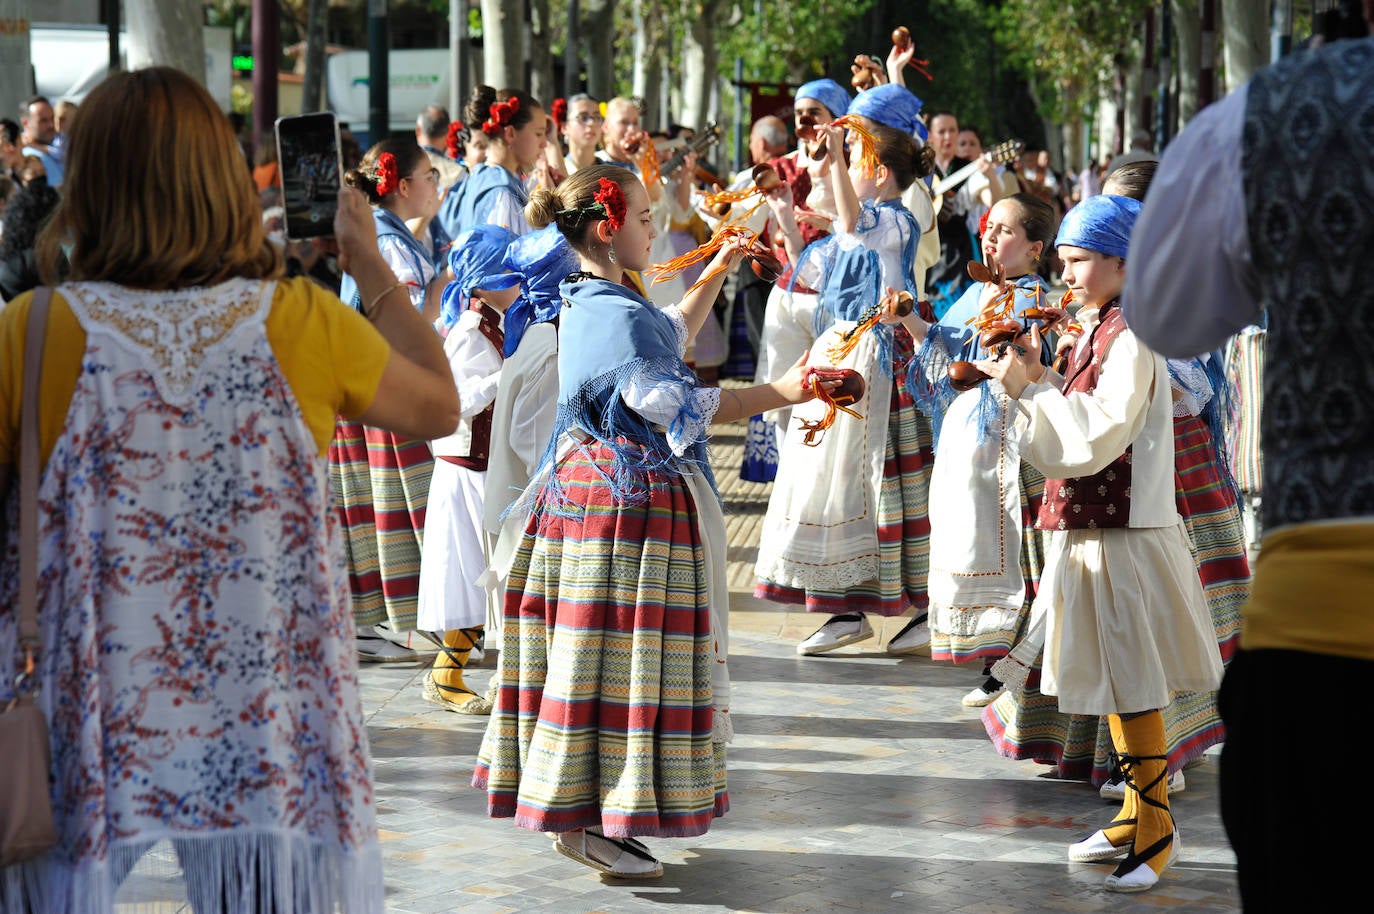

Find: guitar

[658,123,723,185]
[932,139,1025,197]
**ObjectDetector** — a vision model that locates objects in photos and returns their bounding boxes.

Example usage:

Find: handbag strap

[18,286,53,656]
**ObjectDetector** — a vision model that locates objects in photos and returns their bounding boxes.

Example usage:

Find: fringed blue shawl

[338,207,435,311]
[909,272,1051,445]
[531,276,718,515]
[794,199,921,377]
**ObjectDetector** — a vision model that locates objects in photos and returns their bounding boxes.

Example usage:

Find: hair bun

[525,186,560,230]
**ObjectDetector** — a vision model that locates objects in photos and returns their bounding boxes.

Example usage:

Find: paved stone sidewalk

[360,416,1241,914]
[112,404,1241,912]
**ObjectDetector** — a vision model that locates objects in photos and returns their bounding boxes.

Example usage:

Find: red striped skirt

[473,444,727,837]
[328,418,433,631]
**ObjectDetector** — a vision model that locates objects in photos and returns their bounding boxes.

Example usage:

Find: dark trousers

[1219,648,1373,911]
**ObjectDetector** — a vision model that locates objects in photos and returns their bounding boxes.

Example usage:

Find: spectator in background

[1106,129,1158,177]
[0,179,61,299]
[51,99,77,163]
[1,118,24,185]
[19,155,47,187]
[252,140,279,193]
[415,103,465,188]
[561,93,603,175]
[19,96,63,186]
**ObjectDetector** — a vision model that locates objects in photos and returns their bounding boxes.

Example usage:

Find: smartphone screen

[275,112,342,241]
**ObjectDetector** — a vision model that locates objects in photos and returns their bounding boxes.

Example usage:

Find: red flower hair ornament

[445,121,464,159]
[593,177,626,233]
[374,152,399,196]
[482,96,521,136]
[978,209,990,238]
[551,97,567,132]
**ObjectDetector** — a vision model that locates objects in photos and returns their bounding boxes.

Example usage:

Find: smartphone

[275,112,343,241]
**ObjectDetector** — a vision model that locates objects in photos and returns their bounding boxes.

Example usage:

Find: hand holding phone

[333,185,378,275]
[275,112,343,241]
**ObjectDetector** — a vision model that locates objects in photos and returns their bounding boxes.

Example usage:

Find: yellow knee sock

[430,626,484,697]
[1102,714,1137,847]
[1117,710,1173,877]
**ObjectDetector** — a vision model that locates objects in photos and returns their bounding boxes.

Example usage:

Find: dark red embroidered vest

[440,301,504,472]
[1036,302,1132,532]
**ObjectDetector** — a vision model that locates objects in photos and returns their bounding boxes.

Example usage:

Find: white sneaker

[961,676,1005,707]
[886,613,931,654]
[356,625,419,663]
[797,613,874,656]
[1099,769,1186,801]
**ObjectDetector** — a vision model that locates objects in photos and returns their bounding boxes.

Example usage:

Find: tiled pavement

[357,406,1242,914]
[118,396,1242,913]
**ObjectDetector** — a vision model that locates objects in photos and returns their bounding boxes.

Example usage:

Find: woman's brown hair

[526,164,640,255]
[37,67,280,289]
[1102,160,1157,201]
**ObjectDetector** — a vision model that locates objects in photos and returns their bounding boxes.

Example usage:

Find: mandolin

[658,123,724,185]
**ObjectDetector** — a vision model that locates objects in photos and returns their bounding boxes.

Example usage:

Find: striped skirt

[473,445,727,838]
[328,418,433,632]
[755,349,935,617]
[981,415,1250,783]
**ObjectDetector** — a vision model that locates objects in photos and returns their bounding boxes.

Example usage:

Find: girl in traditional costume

[438,86,548,239]
[982,166,1249,793]
[977,194,1224,893]
[416,224,524,714]
[332,138,453,662]
[473,165,821,879]
[753,84,937,656]
[900,193,1056,698]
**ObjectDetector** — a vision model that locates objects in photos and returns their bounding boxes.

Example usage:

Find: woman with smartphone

[332,138,456,664]
[0,66,459,910]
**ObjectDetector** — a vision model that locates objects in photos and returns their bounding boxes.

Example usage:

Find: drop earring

[608,245,617,264]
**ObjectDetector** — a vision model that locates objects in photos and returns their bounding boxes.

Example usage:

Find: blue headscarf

[795,78,852,119]
[849,83,925,140]
[1056,194,1141,259]
[438,223,521,330]
[501,225,578,357]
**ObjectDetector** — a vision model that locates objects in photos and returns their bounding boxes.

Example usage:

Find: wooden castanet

[807,366,866,403]
[948,360,991,391]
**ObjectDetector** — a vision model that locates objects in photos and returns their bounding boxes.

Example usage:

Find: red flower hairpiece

[445,121,464,159]
[482,96,522,136]
[551,97,567,132]
[977,209,990,238]
[593,177,626,233]
[374,152,399,196]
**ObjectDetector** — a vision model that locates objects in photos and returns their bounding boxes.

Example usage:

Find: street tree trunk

[582,0,616,101]
[680,0,721,130]
[1173,0,1201,124]
[529,0,555,105]
[125,0,205,81]
[1221,0,1267,91]
[300,0,328,112]
[480,0,525,90]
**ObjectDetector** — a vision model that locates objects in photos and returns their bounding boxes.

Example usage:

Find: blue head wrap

[439,223,521,330]
[1055,194,1141,260]
[849,83,925,138]
[501,225,578,357]
[795,78,851,119]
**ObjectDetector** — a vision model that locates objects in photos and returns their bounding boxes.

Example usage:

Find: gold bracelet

[364,281,406,318]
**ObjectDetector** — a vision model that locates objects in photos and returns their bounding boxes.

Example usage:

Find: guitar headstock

[986,139,1025,166]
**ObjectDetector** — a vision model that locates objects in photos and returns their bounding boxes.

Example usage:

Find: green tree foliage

[718,0,879,83]
[993,0,1155,122]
